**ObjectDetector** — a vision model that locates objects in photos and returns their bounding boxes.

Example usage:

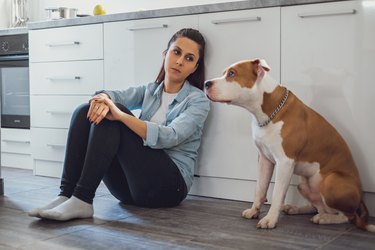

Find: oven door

[0,55,30,129]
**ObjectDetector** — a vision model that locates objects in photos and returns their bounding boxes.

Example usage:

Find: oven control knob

[1,41,9,52]
[22,41,29,51]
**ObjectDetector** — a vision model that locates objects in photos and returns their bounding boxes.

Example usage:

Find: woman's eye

[173,49,180,55]
[186,56,194,62]
[228,70,235,77]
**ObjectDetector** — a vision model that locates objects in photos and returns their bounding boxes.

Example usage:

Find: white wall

[0,0,238,29]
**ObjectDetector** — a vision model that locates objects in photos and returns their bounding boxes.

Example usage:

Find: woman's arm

[89,94,147,139]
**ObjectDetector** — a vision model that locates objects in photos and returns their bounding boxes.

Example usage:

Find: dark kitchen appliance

[0,33,30,129]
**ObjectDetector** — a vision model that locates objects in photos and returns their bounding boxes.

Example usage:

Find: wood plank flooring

[1,167,375,249]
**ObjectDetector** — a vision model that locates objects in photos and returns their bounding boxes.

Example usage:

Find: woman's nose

[176,56,183,65]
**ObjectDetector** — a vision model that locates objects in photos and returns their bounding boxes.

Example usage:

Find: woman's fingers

[87,100,109,124]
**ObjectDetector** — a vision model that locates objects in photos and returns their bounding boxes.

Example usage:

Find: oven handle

[0,54,29,61]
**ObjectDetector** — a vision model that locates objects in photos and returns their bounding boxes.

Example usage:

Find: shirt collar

[153,81,192,103]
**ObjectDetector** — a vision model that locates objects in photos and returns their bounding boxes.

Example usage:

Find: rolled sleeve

[144,121,159,147]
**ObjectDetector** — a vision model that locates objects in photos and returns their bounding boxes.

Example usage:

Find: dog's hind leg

[311,212,349,224]
[283,204,317,215]
[310,172,361,225]
[283,177,317,215]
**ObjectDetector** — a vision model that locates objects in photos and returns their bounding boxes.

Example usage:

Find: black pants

[59,103,187,208]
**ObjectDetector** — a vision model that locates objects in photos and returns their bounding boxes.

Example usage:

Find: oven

[0,33,30,129]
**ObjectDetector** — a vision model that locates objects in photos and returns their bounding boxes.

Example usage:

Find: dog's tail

[353,200,375,233]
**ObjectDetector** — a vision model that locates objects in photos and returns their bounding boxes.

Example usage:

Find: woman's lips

[171,67,181,73]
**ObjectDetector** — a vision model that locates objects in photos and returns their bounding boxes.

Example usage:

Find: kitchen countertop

[0,0,349,34]
[0,27,28,36]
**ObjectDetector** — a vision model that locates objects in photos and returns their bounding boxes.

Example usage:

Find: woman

[28,28,210,221]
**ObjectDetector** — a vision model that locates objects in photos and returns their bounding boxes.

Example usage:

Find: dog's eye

[227,70,236,78]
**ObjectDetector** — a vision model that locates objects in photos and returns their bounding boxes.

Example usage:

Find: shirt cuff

[144,121,158,147]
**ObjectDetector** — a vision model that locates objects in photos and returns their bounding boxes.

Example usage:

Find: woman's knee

[72,103,90,120]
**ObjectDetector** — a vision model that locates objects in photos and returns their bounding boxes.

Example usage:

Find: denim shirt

[103,81,210,191]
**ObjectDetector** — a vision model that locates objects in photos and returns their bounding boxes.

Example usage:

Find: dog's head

[204,59,271,106]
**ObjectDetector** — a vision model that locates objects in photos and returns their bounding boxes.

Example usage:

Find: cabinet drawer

[1,128,31,154]
[31,128,68,162]
[30,60,103,95]
[29,24,103,62]
[34,159,63,178]
[31,96,89,128]
[1,152,33,170]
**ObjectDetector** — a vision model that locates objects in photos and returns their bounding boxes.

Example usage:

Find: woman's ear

[162,49,167,58]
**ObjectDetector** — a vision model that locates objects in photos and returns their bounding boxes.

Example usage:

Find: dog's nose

[204,81,213,89]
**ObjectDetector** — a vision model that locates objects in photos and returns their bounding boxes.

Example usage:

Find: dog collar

[258,87,289,128]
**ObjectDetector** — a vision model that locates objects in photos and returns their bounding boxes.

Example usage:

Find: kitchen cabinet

[29,24,104,177]
[281,0,375,194]
[1,128,32,170]
[190,7,282,201]
[104,15,198,90]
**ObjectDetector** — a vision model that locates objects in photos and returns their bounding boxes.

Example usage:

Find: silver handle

[46,76,81,81]
[47,143,66,148]
[211,16,261,25]
[128,24,168,31]
[46,110,71,115]
[46,41,80,47]
[2,139,30,144]
[298,9,356,18]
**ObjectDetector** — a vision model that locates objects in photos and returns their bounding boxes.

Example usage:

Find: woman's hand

[88,93,110,124]
[88,93,147,139]
[88,93,125,124]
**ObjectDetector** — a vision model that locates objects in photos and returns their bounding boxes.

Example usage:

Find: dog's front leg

[242,153,274,219]
[257,159,294,229]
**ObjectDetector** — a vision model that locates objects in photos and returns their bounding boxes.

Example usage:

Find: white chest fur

[252,120,287,165]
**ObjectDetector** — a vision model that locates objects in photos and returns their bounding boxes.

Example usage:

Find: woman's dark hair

[155,28,206,90]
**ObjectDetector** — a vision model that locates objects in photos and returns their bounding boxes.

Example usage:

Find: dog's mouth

[206,94,231,104]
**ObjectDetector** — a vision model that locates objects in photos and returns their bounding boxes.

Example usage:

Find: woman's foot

[28,196,69,218]
[39,196,93,221]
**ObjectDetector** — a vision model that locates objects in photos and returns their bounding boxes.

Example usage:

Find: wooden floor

[1,167,375,250]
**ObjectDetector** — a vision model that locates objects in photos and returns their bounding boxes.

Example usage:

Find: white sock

[39,196,94,221]
[28,196,69,218]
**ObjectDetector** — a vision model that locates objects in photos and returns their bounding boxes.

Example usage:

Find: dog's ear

[252,59,270,80]
[252,58,271,72]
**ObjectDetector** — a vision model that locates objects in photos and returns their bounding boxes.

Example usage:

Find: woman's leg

[103,106,188,208]
[29,103,92,217]
[39,103,123,220]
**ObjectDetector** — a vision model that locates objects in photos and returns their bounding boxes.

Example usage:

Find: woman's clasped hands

[87,93,124,124]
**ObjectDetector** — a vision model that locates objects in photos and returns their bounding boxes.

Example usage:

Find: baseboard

[0,178,4,196]
[190,176,375,216]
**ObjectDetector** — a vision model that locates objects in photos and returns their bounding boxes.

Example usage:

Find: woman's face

[164,37,200,85]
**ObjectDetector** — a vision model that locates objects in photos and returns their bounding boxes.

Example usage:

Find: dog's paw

[242,208,259,219]
[256,215,278,229]
[311,213,349,224]
[282,204,299,215]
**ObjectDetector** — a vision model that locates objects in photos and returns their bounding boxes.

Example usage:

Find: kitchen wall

[0,0,238,29]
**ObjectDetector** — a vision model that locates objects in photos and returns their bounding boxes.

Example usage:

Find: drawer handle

[46,110,71,115]
[298,9,356,18]
[46,76,81,81]
[47,143,66,148]
[211,16,261,25]
[128,24,168,31]
[2,139,30,144]
[46,41,80,47]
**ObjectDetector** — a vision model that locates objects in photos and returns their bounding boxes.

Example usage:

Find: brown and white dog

[204,59,375,232]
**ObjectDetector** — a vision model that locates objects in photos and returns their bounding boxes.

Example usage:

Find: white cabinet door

[30,60,103,95]
[31,96,90,128]
[104,16,198,90]
[29,24,103,62]
[281,1,375,192]
[1,128,32,170]
[197,8,281,180]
